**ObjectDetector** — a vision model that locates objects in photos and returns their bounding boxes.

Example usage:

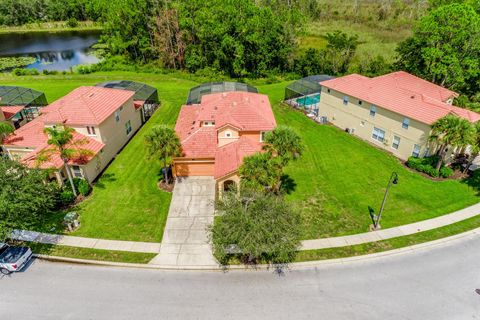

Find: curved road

[2,234,480,320]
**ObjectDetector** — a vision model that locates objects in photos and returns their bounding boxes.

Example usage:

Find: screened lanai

[0,86,47,128]
[284,75,334,115]
[186,82,258,105]
[96,80,160,122]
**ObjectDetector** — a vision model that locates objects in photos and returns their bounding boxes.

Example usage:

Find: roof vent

[232,101,237,107]
[88,93,95,97]
[222,92,227,98]
[411,95,415,99]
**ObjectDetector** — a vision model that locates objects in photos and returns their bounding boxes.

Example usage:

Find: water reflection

[0,30,101,71]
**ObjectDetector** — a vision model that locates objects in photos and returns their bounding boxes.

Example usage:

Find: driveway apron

[149,176,217,267]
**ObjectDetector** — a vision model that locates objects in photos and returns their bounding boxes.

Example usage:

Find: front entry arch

[223,179,236,192]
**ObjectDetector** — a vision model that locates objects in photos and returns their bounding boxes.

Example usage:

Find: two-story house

[173,91,277,196]
[2,86,144,184]
[317,71,480,161]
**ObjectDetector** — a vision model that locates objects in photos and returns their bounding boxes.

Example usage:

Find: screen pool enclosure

[186,82,258,105]
[0,86,47,127]
[284,75,334,115]
[96,80,159,122]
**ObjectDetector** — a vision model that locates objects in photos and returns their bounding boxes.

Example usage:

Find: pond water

[0,30,101,71]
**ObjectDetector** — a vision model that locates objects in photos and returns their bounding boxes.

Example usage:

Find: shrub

[13,68,39,76]
[77,179,91,196]
[67,18,79,28]
[440,166,454,178]
[59,189,76,206]
[210,190,301,266]
[406,156,451,178]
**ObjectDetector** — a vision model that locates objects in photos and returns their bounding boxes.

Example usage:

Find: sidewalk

[12,202,480,255]
[301,202,480,250]
[11,230,161,254]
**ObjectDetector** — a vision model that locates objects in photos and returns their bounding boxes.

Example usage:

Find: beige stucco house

[2,86,146,184]
[317,71,480,161]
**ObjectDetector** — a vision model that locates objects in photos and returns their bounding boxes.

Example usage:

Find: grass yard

[1,72,479,243]
[260,82,480,239]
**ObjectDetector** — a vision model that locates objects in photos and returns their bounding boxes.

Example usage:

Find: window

[327,89,331,94]
[412,144,421,157]
[71,165,82,178]
[260,131,266,142]
[424,147,430,157]
[86,126,96,135]
[203,121,215,127]
[115,110,120,122]
[372,127,385,142]
[370,105,377,117]
[402,117,410,129]
[224,130,232,138]
[343,96,349,105]
[119,106,123,111]
[125,120,132,135]
[358,100,363,105]
[392,136,400,149]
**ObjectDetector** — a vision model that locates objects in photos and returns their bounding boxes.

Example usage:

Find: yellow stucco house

[2,85,151,184]
[317,71,480,161]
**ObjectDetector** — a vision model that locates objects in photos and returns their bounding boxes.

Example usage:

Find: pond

[0,30,101,71]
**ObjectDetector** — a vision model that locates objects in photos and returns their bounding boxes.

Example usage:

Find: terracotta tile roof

[3,115,104,169]
[175,91,276,179]
[1,106,24,120]
[180,127,218,158]
[320,71,480,125]
[134,100,145,110]
[42,86,135,126]
[214,136,263,179]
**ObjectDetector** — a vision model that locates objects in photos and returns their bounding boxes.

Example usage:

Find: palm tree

[464,122,480,173]
[0,122,14,144]
[37,126,93,197]
[144,125,181,184]
[262,126,304,166]
[429,115,476,171]
[239,152,282,193]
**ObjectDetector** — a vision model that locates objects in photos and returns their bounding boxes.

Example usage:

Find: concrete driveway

[149,176,217,267]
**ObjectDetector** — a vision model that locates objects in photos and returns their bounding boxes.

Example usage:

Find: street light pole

[373,172,398,230]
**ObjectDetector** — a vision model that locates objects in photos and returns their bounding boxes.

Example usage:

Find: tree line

[0,0,100,26]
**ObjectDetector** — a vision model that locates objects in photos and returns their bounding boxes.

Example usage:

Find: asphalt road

[1,235,480,320]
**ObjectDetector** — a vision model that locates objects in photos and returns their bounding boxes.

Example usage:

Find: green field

[1,71,479,242]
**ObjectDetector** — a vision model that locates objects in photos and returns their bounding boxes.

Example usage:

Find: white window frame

[392,135,400,150]
[343,96,349,106]
[86,126,96,136]
[71,165,83,178]
[125,120,132,135]
[370,105,377,117]
[412,144,421,157]
[203,121,215,127]
[260,131,266,142]
[402,117,410,129]
[372,127,385,143]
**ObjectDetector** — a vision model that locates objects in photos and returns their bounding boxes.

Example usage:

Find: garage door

[175,162,214,176]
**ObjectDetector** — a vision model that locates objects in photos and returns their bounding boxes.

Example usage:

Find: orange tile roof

[175,91,277,178]
[320,71,480,125]
[1,106,24,120]
[214,136,262,179]
[42,86,135,126]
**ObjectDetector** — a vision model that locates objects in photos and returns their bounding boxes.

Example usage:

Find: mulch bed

[158,181,174,192]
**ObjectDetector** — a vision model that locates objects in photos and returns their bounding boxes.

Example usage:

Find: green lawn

[260,82,480,239]
[2,72,479,242]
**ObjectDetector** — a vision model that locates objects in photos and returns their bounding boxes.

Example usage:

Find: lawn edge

[33,224,480,271]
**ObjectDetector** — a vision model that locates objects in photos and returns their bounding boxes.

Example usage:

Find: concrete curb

[33,226,480,272]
